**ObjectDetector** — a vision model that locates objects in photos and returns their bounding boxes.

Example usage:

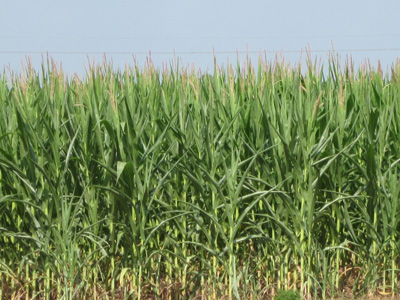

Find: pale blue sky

[1,0,399,76]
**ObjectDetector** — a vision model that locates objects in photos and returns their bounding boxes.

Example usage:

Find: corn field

[1,56,400,300]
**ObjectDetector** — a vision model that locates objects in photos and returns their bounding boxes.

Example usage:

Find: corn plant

[0,56,400,299]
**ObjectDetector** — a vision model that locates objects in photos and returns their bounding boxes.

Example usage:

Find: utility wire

[0,34,400,40]
[0,49,400,55]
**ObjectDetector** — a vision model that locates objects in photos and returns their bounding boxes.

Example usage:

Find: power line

[0,34,400,41]
[0,49,400,55]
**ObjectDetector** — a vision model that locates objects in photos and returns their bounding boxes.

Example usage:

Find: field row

[1,57,400,299]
